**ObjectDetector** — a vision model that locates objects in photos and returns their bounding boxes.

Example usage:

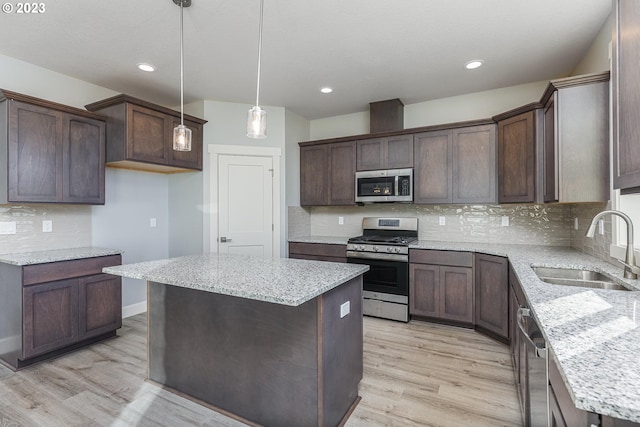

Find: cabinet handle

[219,237,232,243]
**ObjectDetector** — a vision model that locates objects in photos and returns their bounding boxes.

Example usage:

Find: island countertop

[103,252,369,306]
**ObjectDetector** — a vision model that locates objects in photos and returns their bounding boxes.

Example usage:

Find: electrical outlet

[501,216,509,227]
[439,216,446,226]
[340,301,350,318]
[338,216,344,225]
[0,221,16,235]
[574,217,579,230]
[150,218,157,228]
[42,220,52,233]
[598,219,605,235]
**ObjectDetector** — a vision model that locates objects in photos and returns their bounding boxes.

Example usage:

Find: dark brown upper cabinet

[299,140,356,206]
[0,90,105,205]
[539,72,610,203]
[85,94,207,173]
[494,104,542,204]
[414,122,497,204]
[356,134,413,171]
[613,0,640,193]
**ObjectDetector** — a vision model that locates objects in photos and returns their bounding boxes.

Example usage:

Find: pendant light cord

[255,0,264,107]
[179,0,185,126]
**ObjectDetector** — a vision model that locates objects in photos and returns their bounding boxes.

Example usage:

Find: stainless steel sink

[531,267,631,291]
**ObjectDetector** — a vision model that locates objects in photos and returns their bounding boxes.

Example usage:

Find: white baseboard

[122,301,147,318]
[0,335,20,354]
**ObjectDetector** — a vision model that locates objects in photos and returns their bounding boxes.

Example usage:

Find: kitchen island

[104,253,369,427]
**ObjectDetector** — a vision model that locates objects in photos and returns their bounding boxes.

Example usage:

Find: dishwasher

[517,307,549,427]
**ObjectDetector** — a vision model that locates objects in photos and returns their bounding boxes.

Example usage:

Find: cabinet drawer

[23,255,122,286]
[289,242,346,258]
[409,249,473,267]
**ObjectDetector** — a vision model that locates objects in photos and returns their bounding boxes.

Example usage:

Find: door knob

[219,237,232,242]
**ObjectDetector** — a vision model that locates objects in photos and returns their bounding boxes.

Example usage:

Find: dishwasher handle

[517,307,547,359]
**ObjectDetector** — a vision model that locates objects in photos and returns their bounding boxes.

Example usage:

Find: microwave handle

[394,175,399,196]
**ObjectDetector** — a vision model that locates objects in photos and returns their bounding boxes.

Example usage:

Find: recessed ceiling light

[465,60,484,70]
[320,87,333,94]
[137,63,156,72]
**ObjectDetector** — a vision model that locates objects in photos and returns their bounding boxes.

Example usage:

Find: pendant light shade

[247,106,267,139]
[173,0,192,151]
[173,124,192,151]
[247,0,266,139]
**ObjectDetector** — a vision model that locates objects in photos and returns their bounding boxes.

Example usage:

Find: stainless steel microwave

[355,168,413,203]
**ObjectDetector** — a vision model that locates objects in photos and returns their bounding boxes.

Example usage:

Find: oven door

[347,257,409,296]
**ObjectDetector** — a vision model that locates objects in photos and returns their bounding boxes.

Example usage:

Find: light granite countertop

[291,236,640,422]
[289,236,350,245]
[103,253,369,307]
[0,246,123,266]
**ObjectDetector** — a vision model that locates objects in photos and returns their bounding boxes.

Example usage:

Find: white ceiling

[0,0,611,120]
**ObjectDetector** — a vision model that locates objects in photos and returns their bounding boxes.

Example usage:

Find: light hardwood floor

[0,314,522,427]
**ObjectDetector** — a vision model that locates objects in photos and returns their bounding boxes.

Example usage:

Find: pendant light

[173,0,192,151]
[247,0,267,139]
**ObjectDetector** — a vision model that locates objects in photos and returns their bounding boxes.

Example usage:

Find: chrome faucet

[586,210,639,280]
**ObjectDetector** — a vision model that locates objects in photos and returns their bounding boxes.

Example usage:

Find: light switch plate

[574,217,579,230]
[338,216,344,225]
[501,216,509,227]
[150,218,157,228]
[42,220,52,233]
[439,216,446,226]
[340,301,350,318]
[0,221,16,235]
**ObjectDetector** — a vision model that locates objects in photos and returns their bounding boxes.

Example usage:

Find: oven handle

[346,251,408,262]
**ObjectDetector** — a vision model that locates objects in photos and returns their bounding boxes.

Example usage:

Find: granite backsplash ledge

[288,203,573,246]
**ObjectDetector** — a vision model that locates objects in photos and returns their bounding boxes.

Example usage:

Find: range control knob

[386,247,392,253]
[373,246,379,252]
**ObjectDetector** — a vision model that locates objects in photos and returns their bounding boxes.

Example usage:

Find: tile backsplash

[570,202,618,265]
[289,203,573,246]
[0,204,91,254]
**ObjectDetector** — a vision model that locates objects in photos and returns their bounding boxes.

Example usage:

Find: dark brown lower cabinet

[0,254,122,370]
[409,250,474,325]
[23,279,79,359]
[288,242,347,263]
[475,254,509,342]
[78,273,122,340]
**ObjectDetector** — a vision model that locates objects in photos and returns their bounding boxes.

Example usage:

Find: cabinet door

[498,111,536,203]
[385,135,414,169]
[549,386,568,427]
[300,145,328,205]
[543,96,558,202]
[8,101,63,202]
[439,266,473,324]
[452,124,497,204]
[356,138,384,171]
[328,141,356,205]
[62,113,105,204]
[168,117,203,170]
[409,263,440,318]
[413,130,453,204]
[78,274,122,340]
[126,103,169,164]
[475,254,509,340]
[613,0,640,190]
[22,279,78,359]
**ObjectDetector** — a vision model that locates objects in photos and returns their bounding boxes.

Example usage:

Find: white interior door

[218,154,273,257]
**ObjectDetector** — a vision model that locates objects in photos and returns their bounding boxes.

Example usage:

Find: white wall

[92,169,169,313]
[404,81,548,127]
[572,12,613,76]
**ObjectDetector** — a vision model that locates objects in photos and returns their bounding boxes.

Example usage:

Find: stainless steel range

[347,217,418,322]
